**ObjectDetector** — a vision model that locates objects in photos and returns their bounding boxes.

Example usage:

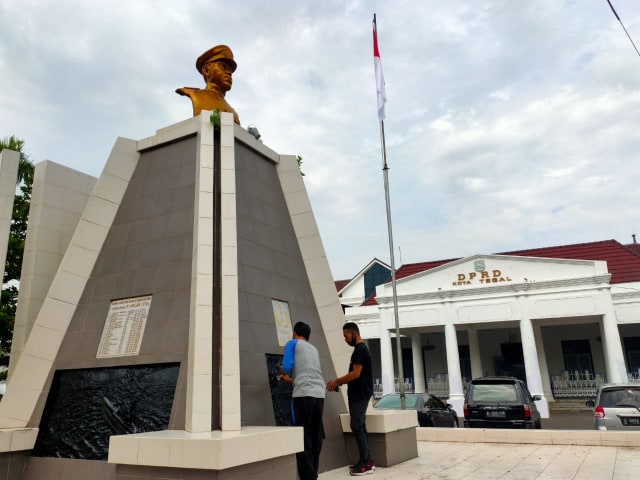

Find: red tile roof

[396,259,456,281]
[338,239,640,307]
[624,243,640,257]
[362,293,378,306]
[502,240,640,284]
[395,239,640,285]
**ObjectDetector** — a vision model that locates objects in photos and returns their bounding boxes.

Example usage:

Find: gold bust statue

[176,45,240,125]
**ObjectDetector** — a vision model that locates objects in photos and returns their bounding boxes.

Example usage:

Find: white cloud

[2,0,640,280]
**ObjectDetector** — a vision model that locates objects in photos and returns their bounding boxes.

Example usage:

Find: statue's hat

[196,45,237,73]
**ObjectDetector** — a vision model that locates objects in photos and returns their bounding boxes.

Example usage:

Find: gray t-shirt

[290,340,326,399]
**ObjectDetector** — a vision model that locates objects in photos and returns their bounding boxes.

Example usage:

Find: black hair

[293,321,311,340]
[342,322,360,334]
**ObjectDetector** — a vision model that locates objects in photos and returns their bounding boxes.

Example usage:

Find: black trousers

[293,396,325,480]
[348,399,371,464]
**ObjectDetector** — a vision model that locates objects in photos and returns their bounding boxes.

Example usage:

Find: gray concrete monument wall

[9,161,97,377]
[0,113,353,479]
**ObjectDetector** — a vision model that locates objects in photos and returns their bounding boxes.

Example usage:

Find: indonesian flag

[373,14,386,122]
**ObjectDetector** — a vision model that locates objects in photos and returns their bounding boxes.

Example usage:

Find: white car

[586,384,640,431]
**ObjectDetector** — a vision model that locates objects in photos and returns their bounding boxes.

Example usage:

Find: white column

[519,316,549,418]
[411,332,426,393]
[0,150,18,286]
[467,326,482,380]
[380,327,395,395]
[601,311,627,383]
[444,321,464,414]
[533,323,554,403]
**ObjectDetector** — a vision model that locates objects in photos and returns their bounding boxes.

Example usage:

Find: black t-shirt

[347,342,373,401]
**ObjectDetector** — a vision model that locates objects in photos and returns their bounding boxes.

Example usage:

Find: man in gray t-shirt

[280,322,325,480]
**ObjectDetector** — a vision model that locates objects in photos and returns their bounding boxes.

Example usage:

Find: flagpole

[374,13,406,410]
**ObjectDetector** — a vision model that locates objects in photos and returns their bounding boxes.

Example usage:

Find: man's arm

[327,364,363,391]
[280,339,298,376]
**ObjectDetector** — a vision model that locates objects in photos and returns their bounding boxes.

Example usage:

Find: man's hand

[277,366,293,383]
[326,379,340,392]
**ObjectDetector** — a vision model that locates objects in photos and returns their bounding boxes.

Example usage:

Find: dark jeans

[293,397,325,480]
[348,399,371,464]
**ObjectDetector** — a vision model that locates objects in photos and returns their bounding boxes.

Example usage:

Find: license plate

[486,410,506,418]
[621,417,640,426]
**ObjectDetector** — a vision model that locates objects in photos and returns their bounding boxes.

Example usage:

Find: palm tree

[0,135,34,187]
[0,135,35,360]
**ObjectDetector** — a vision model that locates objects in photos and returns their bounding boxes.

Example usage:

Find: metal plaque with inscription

[265,354,293,426]
[97,295,152,358]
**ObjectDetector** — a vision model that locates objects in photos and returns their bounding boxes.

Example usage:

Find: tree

[0,135,34,359]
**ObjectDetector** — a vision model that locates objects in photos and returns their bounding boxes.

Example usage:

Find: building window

[562,339,594,373]
[364,263,391,300]
[624,337,640,373]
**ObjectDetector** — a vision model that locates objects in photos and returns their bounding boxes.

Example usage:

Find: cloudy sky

[2,0,639,280]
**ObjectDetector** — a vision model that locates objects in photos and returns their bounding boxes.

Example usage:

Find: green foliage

[0,135,35,363]
[296,155,305,177]
[0,287,17,357]
[210,109,221,128]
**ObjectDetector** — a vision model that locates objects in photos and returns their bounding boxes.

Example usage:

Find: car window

[425,395,445,409]
[375,395,419,409]
[599,388,640,408]
[519,383,534,401]
[470,383,519,402]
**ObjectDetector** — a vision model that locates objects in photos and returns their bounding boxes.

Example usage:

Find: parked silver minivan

[586,384,640,431]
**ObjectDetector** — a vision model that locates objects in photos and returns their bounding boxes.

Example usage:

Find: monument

[0,46,418,480]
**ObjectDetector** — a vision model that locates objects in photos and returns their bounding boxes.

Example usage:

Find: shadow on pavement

[543,409,594,430]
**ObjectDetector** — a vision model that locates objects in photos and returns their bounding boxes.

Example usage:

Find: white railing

[374,374,451,398]
[373,379,384,399]
[628,371,640,384]
[373,378,415,398]
[550,370,606,397]
[427,373,449,398]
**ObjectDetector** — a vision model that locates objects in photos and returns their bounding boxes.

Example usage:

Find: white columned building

[337,241,640,418]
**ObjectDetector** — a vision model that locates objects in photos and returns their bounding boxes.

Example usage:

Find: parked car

[464,377,542,429]
[373,393,459,427]
[585,383,640,431]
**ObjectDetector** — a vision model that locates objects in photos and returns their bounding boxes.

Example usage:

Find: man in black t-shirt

[327,322,374,476]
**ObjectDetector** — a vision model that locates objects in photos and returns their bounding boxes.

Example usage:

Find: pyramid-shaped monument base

[0,112,373,479]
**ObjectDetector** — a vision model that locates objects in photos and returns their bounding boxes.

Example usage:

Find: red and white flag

[373,14,386,122]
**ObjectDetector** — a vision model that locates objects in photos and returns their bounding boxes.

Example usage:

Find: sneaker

[350,462,373,476]
[349,460,375,472]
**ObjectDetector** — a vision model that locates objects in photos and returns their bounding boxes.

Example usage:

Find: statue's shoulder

[175,87,201,98]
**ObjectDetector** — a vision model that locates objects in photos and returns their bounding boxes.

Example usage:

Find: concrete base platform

[339,410,418,467]
[343,427,418,468]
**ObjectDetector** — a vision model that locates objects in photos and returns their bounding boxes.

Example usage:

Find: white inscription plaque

[97,295,152,358]
[272,299,293,346]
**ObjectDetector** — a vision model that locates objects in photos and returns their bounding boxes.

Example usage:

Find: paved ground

[319,441,639,479]
[320,410,626,479]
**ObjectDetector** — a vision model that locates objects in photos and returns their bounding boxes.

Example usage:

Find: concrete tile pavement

[320,441,640,479]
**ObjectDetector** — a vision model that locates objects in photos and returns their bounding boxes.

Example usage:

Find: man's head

[342,322,361,347]
[196,45,237,91]
[293,321,311,341]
